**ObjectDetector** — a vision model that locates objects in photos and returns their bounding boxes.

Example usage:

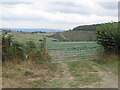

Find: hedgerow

[2,34,50,62]
[96,22,120,54]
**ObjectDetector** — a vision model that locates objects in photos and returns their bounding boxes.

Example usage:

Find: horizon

[1,21,118,32]
[1,28,64,32]
[0,0,118,31]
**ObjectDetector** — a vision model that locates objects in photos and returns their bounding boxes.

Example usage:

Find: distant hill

[51,22,118,41]
[1,28,63,32]
[51,31,96,41]
[1,29,58,42]
[73,22,118,31]
[50,24,99,41]
[73,24,100,31]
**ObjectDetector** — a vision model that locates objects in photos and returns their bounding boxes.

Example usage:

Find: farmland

[2,30,118,88]
[8,31,58,42]
[51,31,96,41]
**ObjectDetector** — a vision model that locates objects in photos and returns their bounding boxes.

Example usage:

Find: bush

[96,22,120,54]
[2,34,50,63]
[2,35,24,61]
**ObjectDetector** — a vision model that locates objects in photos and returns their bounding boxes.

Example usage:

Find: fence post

[40,38,47,57]
[43,38,46,54]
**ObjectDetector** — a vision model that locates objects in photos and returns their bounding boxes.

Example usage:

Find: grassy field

[5,30,96,42]
[51,31,96,41]
[8,31,57,42]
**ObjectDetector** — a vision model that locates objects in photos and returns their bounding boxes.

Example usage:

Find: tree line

[73,22,118,31]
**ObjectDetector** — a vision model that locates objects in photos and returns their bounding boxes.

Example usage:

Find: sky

[0,0,119,31]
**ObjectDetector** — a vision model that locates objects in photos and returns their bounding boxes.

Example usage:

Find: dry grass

[100,54,118,63]
[2,59,57,88]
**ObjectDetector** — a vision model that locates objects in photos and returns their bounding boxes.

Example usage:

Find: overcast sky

[0,0,119,30]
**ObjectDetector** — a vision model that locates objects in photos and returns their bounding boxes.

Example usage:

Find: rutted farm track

[47,50,118,88]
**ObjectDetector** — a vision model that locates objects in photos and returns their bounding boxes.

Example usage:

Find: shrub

[2,34,50,63]
[2,35,24,61]
[96,22,120,54]
[26,41,36,51]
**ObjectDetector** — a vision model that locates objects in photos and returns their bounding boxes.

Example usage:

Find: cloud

[0,0,118,30]
[99,2,118,10]
[0,2,32,5]
[49,1,118,17]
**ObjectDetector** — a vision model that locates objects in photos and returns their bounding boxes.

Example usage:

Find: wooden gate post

[41,38,47,57]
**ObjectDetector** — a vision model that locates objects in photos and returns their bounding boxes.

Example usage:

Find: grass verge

[67,61,101,87]
[94,54,118,74]
[2,59,58,88]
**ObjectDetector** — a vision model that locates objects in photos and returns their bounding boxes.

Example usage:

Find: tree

[96,22,120,54]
